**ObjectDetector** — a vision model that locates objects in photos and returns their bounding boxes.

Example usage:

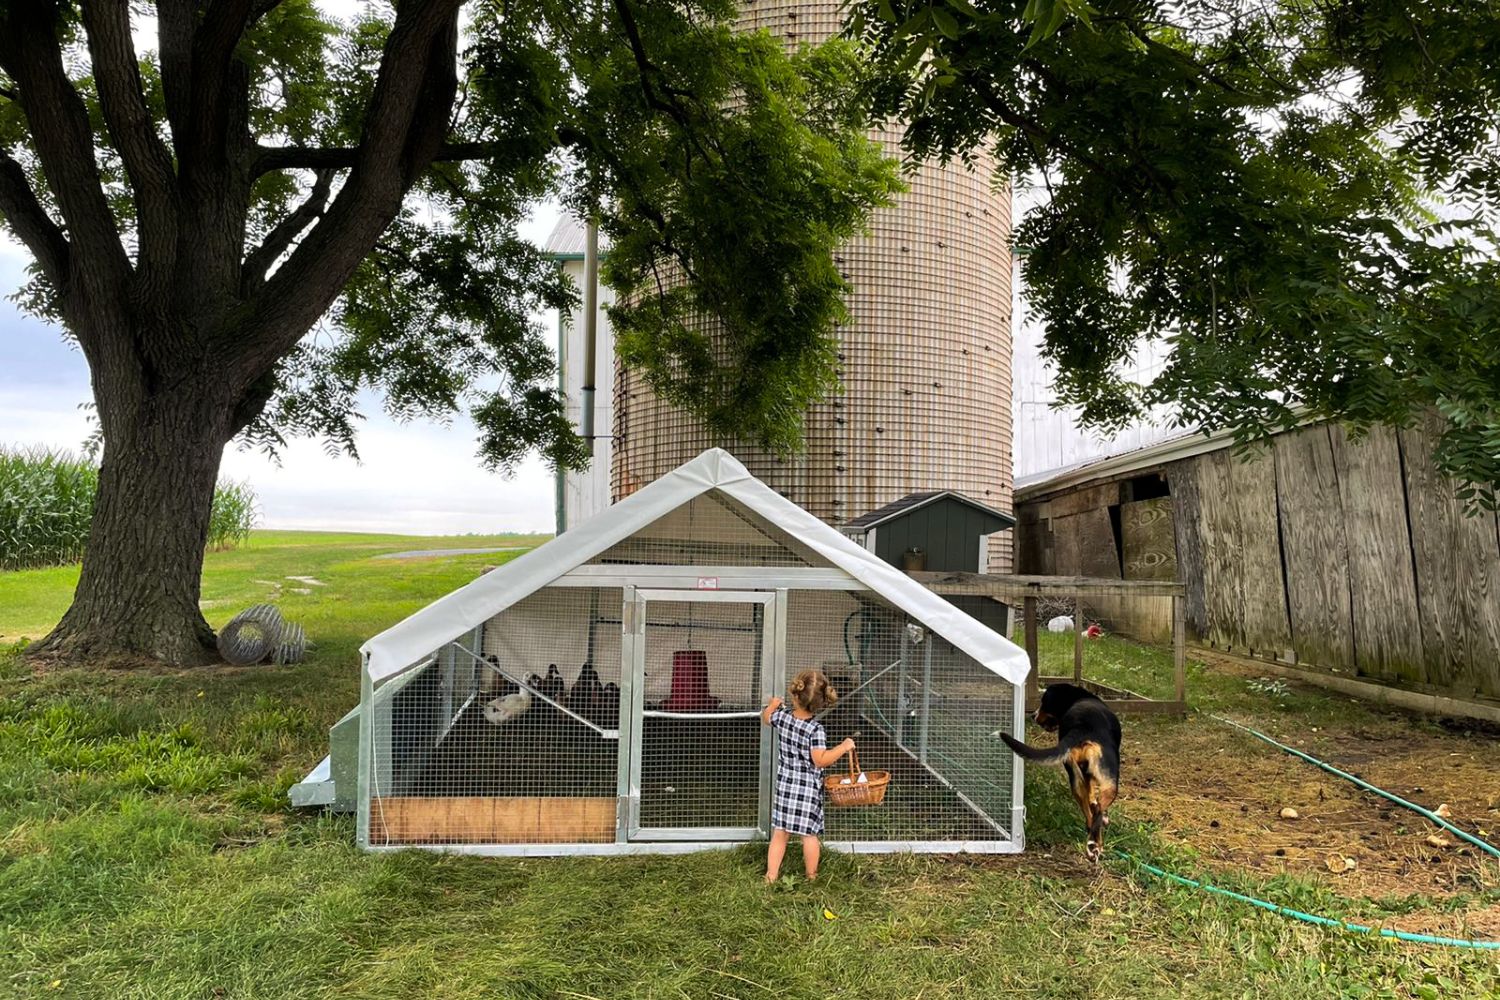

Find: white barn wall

[557,256,616,531]
[1010,266,1183,483]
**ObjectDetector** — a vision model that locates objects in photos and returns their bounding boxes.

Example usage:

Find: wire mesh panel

[359,581,1021,854]
[364,586,623,847]
[591,489,822,567]
[783,590,1018,847]
[631,593,773,838]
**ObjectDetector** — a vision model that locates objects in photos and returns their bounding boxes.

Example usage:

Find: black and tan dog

[1001,683,1121,860]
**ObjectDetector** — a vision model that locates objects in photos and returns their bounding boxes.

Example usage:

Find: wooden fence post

[1024,595,1039,710]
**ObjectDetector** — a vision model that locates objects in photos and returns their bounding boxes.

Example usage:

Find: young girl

[761,669,856,882]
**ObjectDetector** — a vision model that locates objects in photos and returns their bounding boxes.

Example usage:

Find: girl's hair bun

[789,669,837,713]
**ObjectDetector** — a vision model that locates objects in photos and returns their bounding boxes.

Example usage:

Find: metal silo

[611,0,1014,568]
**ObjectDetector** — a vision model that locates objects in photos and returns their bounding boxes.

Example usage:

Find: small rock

[1435,803,1453,819]
[1279,807,1300,820]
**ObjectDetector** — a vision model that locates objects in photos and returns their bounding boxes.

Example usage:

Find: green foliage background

[850,0,1500,506]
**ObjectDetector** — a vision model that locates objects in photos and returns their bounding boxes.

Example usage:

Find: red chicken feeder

[658,650,720,711]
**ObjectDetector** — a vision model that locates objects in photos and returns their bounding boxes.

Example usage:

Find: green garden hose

[1117,851,1499,951]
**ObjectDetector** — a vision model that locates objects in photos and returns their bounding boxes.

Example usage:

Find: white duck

[483,688,531,725]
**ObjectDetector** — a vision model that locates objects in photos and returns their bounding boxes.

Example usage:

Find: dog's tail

[999,733,1071,765]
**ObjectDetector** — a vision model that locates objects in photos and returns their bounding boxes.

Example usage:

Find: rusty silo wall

[612,0,1013,569]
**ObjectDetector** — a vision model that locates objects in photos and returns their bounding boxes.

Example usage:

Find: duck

[479,654,502,694]
[598,682,621,727]
[567,662,604,719]
[481,654,520,696]
[539,663,566,704]
[483,688,531,725]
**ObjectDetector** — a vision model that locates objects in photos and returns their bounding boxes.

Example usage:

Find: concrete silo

[559,1,1014,567]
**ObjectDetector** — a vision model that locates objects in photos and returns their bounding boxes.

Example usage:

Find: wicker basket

[824,751,890,807]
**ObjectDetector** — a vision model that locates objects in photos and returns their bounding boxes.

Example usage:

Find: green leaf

[931,7,960,40]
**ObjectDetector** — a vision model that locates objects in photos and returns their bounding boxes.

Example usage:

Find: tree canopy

[1,0,899,470]
[853,0,1500,506]
[0,0,899,664]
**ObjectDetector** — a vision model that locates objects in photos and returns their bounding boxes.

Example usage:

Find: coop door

[625,589,781,841]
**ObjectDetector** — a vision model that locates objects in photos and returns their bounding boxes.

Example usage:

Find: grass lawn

[2,531,1497,998]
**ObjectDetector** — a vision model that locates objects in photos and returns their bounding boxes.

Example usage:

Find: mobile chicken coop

[310,449,1032,856]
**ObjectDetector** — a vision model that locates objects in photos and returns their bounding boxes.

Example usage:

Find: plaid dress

[769,706,827,836]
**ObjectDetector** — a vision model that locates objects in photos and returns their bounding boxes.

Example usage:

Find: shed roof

[843,491,1016,532]
[362,449,1030,686]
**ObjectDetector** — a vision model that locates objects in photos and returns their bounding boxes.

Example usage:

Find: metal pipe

[814,657,902,719]
[457,641,619,739]
[919,637,933,763]
[555,303,568,534]
[895,633,909,747]
[641,710,763,721]
[591,617,760,635]
[581,218,599,450]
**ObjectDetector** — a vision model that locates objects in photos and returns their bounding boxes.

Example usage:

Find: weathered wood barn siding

[1015,419,1500,701]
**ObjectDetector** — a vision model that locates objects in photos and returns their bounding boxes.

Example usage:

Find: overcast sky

[0,206,566,536]
[0,0,579,537]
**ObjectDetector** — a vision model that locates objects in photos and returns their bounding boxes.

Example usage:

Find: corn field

[0,448,259,571]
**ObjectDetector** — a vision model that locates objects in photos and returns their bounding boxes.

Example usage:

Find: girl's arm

[761,696,783,726]
[811,737,855,769]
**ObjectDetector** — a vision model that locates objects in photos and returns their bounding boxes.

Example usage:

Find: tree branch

[611,0,713,173]
[252,140,514,176]
[0,151,70,292]
[241,169,334,293]
[176,0,283,183]
[0,3,132,296]
[155,0,195,144]
[79,1,180,289]
[234,0,463,384]
[401,12,459,185]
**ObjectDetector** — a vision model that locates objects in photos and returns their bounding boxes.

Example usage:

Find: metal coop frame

[352,449,1032,857]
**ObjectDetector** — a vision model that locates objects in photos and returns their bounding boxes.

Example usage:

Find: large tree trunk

[31,385,233,667]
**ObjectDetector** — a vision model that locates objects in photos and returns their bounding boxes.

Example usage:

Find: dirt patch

[373,546,528,560]
[1118,715,1498,900]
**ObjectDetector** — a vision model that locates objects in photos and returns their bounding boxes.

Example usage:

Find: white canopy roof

[362,449,1031,686]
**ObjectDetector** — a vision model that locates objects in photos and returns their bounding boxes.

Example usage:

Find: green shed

[841,492,1016,637]
[841,491,1016,574]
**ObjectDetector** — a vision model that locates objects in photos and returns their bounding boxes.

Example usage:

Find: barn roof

[362,449,1030,686]
[842,490,1015,532]
[541,214,611,260]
